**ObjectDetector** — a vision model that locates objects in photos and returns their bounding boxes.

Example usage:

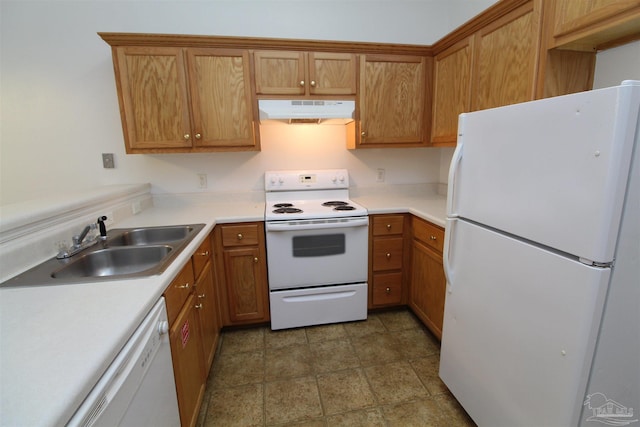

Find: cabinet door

[169,294,205,427]
[431,37,474,146]
[410,240,446,340]
[359,54,427,147]
[472,3,541,111]
[308,52,357,95]
[552,0,640,42]
[186,48,257,149]
[195,263,219,377]
[222,246,269,323]
[254,50,306,95]
[164,261,196,326]
[115,47,192,151]
[372,237,404,272]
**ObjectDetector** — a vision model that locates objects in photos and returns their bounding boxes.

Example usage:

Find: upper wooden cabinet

[430,2,543,145]
[254,50,357,96]
[354,54,431,148]
[431,37,474,146]
[110,46,258,153]
[472,2,542,112]
[549,0,640,50]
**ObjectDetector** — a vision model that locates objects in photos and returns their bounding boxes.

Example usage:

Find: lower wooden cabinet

[369,214,408,308]
[214,222,270,326]
[164,231,220,427]
[409,217,446,340]
[193,234,220,378]
[169,293,205,427]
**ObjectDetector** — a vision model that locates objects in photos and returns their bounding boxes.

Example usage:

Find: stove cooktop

[265,198,367,221]
[264,169,368,221]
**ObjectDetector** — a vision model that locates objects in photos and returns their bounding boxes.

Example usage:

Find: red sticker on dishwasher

[181,320,190,348]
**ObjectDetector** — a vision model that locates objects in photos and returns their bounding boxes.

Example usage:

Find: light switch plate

[102,153,115,169]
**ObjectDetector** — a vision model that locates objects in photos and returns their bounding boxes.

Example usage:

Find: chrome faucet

[57,216,108,259]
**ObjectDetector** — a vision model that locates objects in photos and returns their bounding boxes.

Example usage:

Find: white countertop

[0,185,445,427]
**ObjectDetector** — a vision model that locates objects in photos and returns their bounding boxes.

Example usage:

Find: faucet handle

[97,216,108,239]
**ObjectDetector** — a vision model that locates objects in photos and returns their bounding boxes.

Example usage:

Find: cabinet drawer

[372,272,403,306]
[372,215,405,236]
[372,237,404,271]
[221,224,260,247]
[413,218,444,253]
[164,261,196,326]
[192,234,212,279]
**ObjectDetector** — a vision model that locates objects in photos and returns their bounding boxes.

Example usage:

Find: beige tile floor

[197,309,476,427]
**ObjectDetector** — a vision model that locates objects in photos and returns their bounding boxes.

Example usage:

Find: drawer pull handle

[430,235,437,241]
[385,287,391,294]
[254,257,259,263]
[386,253,391,259]
[386,224,391,230]
[195,303,203,309]
[177,282,190,289]
[198,293,206,299]
[198,250,210,256]
[237,233,243,240]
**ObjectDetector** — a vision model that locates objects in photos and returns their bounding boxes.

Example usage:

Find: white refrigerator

[439,80,640,427]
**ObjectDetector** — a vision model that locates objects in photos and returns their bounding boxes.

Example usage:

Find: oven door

[265,216,369,290]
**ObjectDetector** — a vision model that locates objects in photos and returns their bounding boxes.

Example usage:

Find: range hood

[258,99,355,125]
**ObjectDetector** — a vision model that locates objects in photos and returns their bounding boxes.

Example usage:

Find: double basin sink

[1,224,205,287]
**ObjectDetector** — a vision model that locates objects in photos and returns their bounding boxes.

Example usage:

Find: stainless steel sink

[0,223,205,287]
[51,246,173,279]
[107,225,196,246]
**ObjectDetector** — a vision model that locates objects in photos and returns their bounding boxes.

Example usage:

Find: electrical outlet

[197,173,208,189]
[376,168,386,182]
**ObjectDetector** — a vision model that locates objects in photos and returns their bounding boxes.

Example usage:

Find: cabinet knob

[430,235,437,241]
[195,303,203,309]
[198,293,206,299]
[177,282,190,289]
[195,133,202,139]
[157,320,169,335]
[299,80,305,87]
[237,233,243,240]
[386,224,392,230]
[386,287,391,294]
[254,257,259,263]
[198,250,210,257]
[183,134,190,140]
[386,253,391,259]
[361,131,366,137]
[310,80,316,87]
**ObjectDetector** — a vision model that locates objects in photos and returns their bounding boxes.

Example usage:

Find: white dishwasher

[67,297,180,427]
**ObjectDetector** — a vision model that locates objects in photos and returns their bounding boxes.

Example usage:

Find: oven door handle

[266,217,369,231]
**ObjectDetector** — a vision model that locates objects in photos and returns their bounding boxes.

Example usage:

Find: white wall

[0,0,497,205]
[592,39,640,89]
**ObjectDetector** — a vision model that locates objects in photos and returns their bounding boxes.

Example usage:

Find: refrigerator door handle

[443,217,456,289]
[447,115,465,217]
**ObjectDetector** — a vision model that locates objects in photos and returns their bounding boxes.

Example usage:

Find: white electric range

[264,169,369,330]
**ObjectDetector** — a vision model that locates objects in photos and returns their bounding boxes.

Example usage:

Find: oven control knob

[338,175,345,183]
[270,176,276,185]
[278,177,284,184]
[331,176,337,183]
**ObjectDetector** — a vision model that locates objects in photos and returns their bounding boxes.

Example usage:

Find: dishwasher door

[67,297,180,427]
